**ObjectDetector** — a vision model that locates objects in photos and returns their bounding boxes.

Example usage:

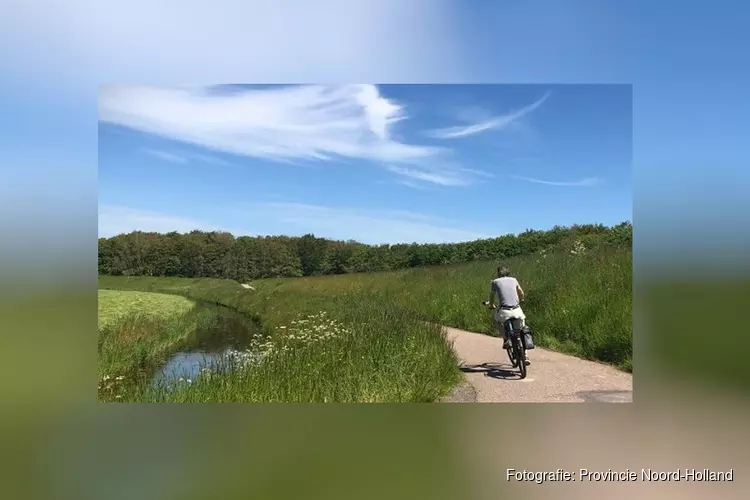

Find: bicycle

[482,301,529,379]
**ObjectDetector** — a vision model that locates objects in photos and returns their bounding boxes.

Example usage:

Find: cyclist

[487,266,530,365]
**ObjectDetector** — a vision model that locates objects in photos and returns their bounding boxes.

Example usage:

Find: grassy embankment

[98,242,631,402]
[97,289,256,400]
[97,284,462,402]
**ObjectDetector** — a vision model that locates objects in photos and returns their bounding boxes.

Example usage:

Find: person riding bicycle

[487,266,530,364]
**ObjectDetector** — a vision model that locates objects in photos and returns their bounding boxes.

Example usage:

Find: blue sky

[2,0,749,275]
[98,84,631,244]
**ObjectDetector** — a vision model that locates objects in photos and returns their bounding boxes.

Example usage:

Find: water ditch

[150,302,265,387]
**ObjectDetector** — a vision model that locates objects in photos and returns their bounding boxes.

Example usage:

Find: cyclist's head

[497,266,510,277]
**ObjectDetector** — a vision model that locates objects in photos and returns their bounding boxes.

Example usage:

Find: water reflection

[151,304,263,387]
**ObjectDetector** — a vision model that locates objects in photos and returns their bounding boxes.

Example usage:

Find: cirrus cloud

[427,91,551,139]
[98,84,498,187]
[511,175,602,187]
[99,84,442,164]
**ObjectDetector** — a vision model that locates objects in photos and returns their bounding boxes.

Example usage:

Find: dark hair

[497,266,510,277]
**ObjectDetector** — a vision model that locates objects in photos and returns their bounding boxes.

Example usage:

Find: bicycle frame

[503,318,527,378]
[504,320,523,350]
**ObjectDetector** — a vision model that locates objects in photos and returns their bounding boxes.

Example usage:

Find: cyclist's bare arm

[516,283,525,301]
[488,281,498,308]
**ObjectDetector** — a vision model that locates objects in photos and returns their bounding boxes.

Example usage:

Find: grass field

[98,285,462,403]
[97,290,251,400]
[98,289,196,329]
[98,241,632,402]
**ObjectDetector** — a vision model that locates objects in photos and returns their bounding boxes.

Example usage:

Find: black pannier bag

[521,326,535,350]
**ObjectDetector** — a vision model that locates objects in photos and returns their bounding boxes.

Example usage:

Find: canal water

[151,303,264,387]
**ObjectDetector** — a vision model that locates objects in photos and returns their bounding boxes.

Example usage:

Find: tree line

[98,221,632,280]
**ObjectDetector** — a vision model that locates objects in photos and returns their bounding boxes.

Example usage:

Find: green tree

[296,234,329,276]
[97,222,633,279]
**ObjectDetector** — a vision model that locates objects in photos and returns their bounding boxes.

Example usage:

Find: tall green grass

[97,289,267,400]
[99,241,632,401]
[98,305,230,400]
[98,282,462,402]
[383,245,632,370]
[131,305,460,403]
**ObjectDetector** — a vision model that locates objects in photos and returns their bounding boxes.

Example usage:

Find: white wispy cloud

[377,179,435,190]
[249,202,491,243]
[141,148,239,167]
[385,165,474,187]
[188,152,240,168]
[100,84,440,162]
[511,175,602,187]
[459,167,495,178]
[98,205,243,238]
[99,203,492,244]
[141,149,187,163]
[427,92,551,139]
[98,84,496,187]
[384,163,494,187]
[394,179,433,190]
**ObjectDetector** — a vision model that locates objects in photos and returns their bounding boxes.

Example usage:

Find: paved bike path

[441,326,633,403]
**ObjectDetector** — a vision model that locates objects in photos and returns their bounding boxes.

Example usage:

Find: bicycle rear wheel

[506,343,517,367]
[513,338,527,379]
[504,321,517,367]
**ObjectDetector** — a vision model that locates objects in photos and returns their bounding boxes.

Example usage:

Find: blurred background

[1,0,748,498]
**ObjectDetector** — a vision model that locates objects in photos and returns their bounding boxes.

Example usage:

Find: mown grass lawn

[98,289,196,329]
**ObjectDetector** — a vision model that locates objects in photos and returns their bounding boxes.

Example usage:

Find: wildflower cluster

[153,373,201,394]
[536,246,549,264]
[279,311,349,345]
[222,311,350,368]
[98,374,127,400]
[570,239,587,256]
[224,349,268,366]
